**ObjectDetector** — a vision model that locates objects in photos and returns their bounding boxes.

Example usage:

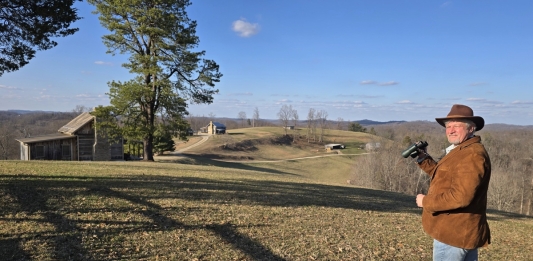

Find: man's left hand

[416,194,425,208]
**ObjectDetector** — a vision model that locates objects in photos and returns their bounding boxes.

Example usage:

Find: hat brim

[435,116,485,131]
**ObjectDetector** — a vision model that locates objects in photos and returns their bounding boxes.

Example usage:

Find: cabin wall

[93,134,110,161]
[110,137,124,160]
[77,122,95,161]
[27,138,76,160]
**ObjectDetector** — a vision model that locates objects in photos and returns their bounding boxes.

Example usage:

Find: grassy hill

[160,127,379,186]
[1,128,532,260]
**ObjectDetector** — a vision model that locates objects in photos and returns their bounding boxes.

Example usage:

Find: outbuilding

[325,144,345,150]
[16,112,123,161]
[206,121,226,134]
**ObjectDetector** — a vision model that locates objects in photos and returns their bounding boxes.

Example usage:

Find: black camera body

[401,141,428,158]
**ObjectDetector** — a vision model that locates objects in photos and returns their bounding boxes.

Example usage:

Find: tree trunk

[143,135,154,161]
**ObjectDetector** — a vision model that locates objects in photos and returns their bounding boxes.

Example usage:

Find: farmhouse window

[35,145,45,158]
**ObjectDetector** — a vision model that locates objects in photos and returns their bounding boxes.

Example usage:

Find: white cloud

[351,101,366,108]
[397,100,413,104]
[73,93,108,102]
[379,81,399,86]
[0,85,20,90]
[94,61,113,66]
[360,80,376,85]
[467,98,504,105]
[232,19,260,37]
[228,92,253,96]
[440,1,452,8]
[511,100,533,105]
[469,82,486,86]
[358,94,382,99]
[359,80,398,86]
[37,95,51,99]
[275,99,292,104]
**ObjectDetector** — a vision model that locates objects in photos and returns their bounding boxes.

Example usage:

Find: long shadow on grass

[2,174,524,260]
[3,182,94,260]
[0,175,293,260]
[208,223,285,261]
[157,154,296,176]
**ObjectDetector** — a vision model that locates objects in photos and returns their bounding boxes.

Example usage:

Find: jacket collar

[437,136,481,167]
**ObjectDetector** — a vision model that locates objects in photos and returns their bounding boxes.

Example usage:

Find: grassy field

[1,129,532,260]
[169,127,377,162]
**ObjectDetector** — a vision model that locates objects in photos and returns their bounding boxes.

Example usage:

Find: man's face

[445,120,475,145]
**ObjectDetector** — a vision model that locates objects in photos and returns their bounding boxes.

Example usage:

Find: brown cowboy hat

[435,104,485,131]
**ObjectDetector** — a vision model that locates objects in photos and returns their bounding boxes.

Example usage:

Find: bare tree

[188,114,210,133]
[316,109,328,143]
[253,107,260,127]
[278,104,295,135]
[0,126,13,160]
[72,105,90,114]
[238,111,247,128]
[306,108,316,142]
[336,117,344,130]
[291,109,299,129]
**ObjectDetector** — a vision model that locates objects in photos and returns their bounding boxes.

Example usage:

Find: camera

[401,141,428,158]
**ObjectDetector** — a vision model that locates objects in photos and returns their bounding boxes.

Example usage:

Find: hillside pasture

[173,127,376,161]
[1,161,532,260]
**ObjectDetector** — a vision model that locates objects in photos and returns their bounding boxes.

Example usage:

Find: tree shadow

[207,223,286,261]
[157,154,297,176]
[1,173,519,260]
[487,209,533,221]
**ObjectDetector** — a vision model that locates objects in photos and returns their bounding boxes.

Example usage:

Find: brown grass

[174,127,374,162]
[1,160,532,261]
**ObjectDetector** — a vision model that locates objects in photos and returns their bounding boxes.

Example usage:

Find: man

[415,104,491,261]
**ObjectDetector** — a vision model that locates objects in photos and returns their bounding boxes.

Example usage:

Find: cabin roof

[16,133,75,144]
[58,112,94,135]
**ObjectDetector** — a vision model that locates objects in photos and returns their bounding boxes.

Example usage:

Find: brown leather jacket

[418,136,491,249]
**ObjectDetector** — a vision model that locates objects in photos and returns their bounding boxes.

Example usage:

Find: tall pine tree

[88,0,222,161]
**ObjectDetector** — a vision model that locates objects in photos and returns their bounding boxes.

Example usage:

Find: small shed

[16,112,123,161]
[325,144,345,150]
[206,121,226,134]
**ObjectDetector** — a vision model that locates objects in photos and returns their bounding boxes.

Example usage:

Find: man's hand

[416,194,425,208]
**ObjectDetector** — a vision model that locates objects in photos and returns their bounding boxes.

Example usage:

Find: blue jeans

[433,239,478,261]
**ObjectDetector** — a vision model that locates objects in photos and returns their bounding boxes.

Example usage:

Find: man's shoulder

[460,139,490,160]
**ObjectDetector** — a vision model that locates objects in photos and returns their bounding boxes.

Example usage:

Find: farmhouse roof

[58,112,95,135]
[212,122,226,128]
[16,133,75,144]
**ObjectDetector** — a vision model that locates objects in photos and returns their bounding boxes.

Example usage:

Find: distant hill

[2,109,59,114]
[353,119,406,125]
[3,110,532,130]
[483,123,533,131]
[256,118,406,126]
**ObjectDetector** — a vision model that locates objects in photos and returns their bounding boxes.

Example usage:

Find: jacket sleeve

[417,155,438,176]
[422,150,488,213]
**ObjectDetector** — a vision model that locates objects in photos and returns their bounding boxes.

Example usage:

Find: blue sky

[1,1,532,125]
